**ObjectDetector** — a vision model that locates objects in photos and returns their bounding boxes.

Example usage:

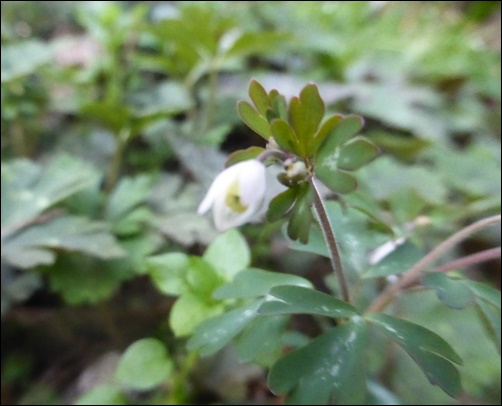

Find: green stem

[166,351,199,404]
[366,214,501,313]
[309,177,350,302]
[104,128,130,192]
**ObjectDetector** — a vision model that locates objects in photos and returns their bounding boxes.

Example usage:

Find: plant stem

[366,214,501,313]
[104,127,130,192]
[256,149,290,163]
[309,177,350,302]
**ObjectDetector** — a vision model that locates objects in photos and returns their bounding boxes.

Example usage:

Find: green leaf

[287,186,313,243]
[104,175,153,226]
[288,97,308,155]
[270,119,300,154]
[1,156,97,230]
[268,321,368,405]
[236,315,288,365]
[316,169,358,195]
[169,292,223,337]
[465,281,501,309]
[269,89,288,121]
[476,299,501,353]
[337,137,379,171]
[186,257,224,298]
[309,115,343,157]
[2,216,125,269]
[203,229,250,281]
[115,338,173,391]
[1,40,52,82]
[237,100,271,140]
[249,79,269,116]
[366,313,462,398]
[363,241,423,279]
[258,285,359,318]
[225,147,265,168]
[80,102,133,134]
[319,115,364,152]
[299,83,325,143]
[145,253,190,296]
[266,186,300,222]
[75,384,126,405]
[422,273,475,310]
[187,300,262,356]
[213,268,312,299]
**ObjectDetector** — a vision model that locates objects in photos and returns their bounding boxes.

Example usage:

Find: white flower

[198,160,267,231]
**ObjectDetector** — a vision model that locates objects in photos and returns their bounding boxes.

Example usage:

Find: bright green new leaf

[225,146,265,168]
[213,268,312,300]
[186,257,224,298]
[203,229,250,281]
[249,79,270,116]
[115,338,173,391]
[266,186,300,222]
[422,273,475,310]
[169,292,223,337]
[366,313,462,398]
[187,300,262,356]
[337,137,379,171]
[258,285,359,318]
[268,321,368,405]
[75,384,126,405]
[316,169,358,195]
[145,252,190,296]
[237,100,271,140]
[288,97,309,155]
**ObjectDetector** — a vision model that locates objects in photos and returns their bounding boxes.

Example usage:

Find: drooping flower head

[197,160,267,231]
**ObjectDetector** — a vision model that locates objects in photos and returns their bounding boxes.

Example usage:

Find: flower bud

[198,160,267,231]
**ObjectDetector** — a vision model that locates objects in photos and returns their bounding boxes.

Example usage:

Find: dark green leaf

[237,100,271,140]
[213,268,312,299]
[80,102,132,134]
[316,169,358,194]
[338,137,379,171]
[299,83,325,143]
[268,321,368,405]
[366,313,462,398]
[187,300,262,356]
[320,115,364,151]
[422,273,475,310]
[258,285,358,318]
[270,119,300,154]
[115,338,172,391]
[288,97,308,155]
[287,186,313,243]
[363,241,423,279]
[225,147,265,168]
[249,79,270,116]
[309,114,343,157]
[2,216,125,269]
[236,315,288,365]
[269,89,288,121]
[266,186,300,222]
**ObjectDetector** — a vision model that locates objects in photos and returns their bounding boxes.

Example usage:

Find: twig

[366,214,501,313]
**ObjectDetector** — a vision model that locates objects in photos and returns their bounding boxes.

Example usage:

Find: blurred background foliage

[1,1,500,405]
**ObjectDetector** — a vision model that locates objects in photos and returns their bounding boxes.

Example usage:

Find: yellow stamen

[225,178,247,213]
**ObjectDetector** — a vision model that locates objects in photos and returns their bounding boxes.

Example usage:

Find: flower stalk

[309,177,350,303]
